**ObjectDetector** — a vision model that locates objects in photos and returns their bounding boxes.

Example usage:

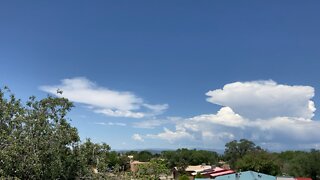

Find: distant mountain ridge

[114,148,225,154]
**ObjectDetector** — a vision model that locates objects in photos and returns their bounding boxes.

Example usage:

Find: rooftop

[215,171,276,180]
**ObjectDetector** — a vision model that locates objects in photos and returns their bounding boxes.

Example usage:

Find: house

[186,165,213,176]
[276,177,295,180]
[276,176,312,180]
[218,161,231,170]
[173,165,212,180]
[174,165,235,180]
[199,167,235,178]
[215,171,276,180]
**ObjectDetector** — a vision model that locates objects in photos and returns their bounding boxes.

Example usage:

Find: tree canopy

[235,150,281,175]
[224,139,262,168]
[0,87,81,179]
[0,87,117,179]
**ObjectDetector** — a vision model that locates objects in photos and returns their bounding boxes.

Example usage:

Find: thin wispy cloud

[95,122,127,126]
[132,117,181,129]
[132,133,144,142]
[40,77,168,119]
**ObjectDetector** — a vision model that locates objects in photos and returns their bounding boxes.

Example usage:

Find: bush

[179,174,190,180]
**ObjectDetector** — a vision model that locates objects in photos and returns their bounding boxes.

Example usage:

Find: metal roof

[215,171,276,180]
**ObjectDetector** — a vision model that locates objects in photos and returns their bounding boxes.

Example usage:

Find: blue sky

[1,1,320,151]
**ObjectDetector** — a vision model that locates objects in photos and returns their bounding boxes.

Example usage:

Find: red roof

[201,167,225,174]
[295,178,312,180]
[210,170,235,177]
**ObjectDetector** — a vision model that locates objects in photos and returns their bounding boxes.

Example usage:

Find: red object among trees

[200,167,235,178]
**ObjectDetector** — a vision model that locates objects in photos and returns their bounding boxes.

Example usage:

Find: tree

[161,148,219,176]
[224,139,261,168]
[137,159,170,179]
[0,87,82,179]
[107,151,130,172]
[303,149,320,180]
[190,150,218,165]
[276,150,306,176]
[178,174,190,180]
[235,151,281,176]
[79,138,111,173]
[135,150,153,162]
[161,149,190,172]
[282,150,320,180]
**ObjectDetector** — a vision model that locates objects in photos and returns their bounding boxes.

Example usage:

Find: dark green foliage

[276,150,320,180]
[107,151,130,171]
[303,149,320,180]
[135,150,153,162]
[0,87,81,179]
[79,138,111,173]
[137,159,170,179]
[235,150,281,175]
[0,87,112,179]
[178,174,190,180]
[224,139,320,179]
[224,139,262,168]
[161,148,219,174]
[195,172,205,178]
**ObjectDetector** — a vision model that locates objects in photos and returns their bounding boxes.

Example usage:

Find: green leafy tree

[137,159,170,179]
[190,150,218,165]
[303,149,320,180]
[135,150,153,162]
[79,138,111,173]
[178,174,190,180]
[0,87,83,179]
[161,148,218,176]
[224,139,261,168]
[107,151,130,172]
[161,149,190,173]
[195,172,205,178]
[276,150,306,176]
[282,150,320,180]
[235,150,281,175]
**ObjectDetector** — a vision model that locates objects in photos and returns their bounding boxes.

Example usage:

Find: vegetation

[1,87,320,179]
[224,139,262,168]
[178,174,190,180]
[0,87,82,179]
[235,150,281,175]
[134,150,154,162]
[161,148,219,169]
[224,139,320,179]
[136,159,170,179]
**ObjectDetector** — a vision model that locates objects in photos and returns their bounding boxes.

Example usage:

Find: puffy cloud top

[206,80,315,119]
[147,80,320,150]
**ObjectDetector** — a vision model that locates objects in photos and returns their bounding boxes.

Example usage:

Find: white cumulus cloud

[206,80,315,119]
[40,77,168,118]
[146,80,320,150]
[147,127,194,143]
